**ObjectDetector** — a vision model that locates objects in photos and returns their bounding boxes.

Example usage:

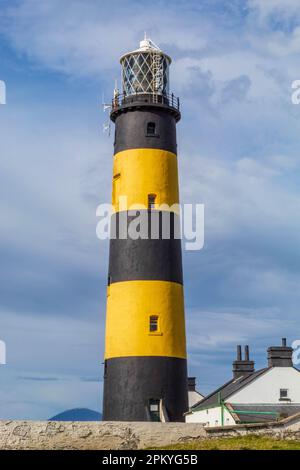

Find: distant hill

[49,408,102,421]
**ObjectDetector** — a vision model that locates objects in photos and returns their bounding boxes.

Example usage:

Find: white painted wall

[185,406,235,427]
[231,368,300,404]
[188,390,204,408]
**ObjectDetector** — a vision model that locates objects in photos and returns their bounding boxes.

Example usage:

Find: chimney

[245,345,250,361]
[188,377,196,392]
[232,345,255,379]
[268,338,293,367]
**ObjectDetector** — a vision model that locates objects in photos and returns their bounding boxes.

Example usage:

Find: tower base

[103,356,188,422]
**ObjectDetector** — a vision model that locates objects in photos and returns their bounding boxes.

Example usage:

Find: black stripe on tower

[108,210,183,284]
[114,108,177,154]
[103,356,188,422]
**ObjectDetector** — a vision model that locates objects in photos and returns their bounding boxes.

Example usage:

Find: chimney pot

[237,345,242,361]
[245,345,249,361]
[282,338,287,347]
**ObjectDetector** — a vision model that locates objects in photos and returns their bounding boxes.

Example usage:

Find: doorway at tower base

[145,398,169,422]
[102,356,188,422]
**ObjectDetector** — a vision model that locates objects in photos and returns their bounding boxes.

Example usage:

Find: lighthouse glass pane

[149,315,158,332]
[121,53,169,96]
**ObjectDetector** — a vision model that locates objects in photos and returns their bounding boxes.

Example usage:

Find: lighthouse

[103,37,188,422]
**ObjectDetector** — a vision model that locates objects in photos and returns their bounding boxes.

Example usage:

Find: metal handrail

[111,92,180,111]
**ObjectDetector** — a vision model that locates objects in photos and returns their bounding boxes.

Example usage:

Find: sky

[1,0,300,419]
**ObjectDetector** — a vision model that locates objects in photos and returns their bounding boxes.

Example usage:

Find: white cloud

[0,0,208,79]
[181,150,300,239]
[187,308,284,352]
[249,0,300,22]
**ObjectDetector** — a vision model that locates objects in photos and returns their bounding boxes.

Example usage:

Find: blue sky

[1,0,300,419]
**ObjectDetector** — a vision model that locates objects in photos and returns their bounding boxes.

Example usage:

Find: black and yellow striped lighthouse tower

[103,37,188,422]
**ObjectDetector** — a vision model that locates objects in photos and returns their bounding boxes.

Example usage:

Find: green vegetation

[155,435,300,450]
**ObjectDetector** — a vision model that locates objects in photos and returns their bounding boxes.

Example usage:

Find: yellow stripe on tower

[112,148,179,212]
[105,280,187,360]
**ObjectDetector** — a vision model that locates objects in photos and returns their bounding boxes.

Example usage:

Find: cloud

[249,0,300,25]
[0,0,210,80]
[221,75,251,103]
[0,63,107,417]
[18,376,59,382]
[0,90,111,318]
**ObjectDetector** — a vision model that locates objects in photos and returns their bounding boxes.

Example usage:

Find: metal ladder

[152,52,162,101]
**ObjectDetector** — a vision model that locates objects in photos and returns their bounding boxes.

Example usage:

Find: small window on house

[280,388,289,399]
[147,122,156,135]
[148,193,156,210]
[149,399,160,421]
[149,315,159,332]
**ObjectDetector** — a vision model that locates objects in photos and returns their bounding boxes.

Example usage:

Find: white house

[186,339,300,427]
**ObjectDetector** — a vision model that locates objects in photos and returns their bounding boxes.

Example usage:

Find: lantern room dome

[120,36,172,64]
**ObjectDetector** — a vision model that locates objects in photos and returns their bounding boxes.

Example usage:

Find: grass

[154,435,300,450]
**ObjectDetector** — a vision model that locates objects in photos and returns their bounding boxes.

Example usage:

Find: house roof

[189,368,269,412]
[229,404,300,424]
[188,389,204,398]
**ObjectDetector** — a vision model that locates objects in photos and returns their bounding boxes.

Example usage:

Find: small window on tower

[147,122,156,135]
[148,194,156,210]
[149,315,159,332]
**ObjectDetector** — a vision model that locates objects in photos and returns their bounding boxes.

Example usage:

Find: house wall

[188,390,204,408]
[231,367,300,404]
[185,406,235,427]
